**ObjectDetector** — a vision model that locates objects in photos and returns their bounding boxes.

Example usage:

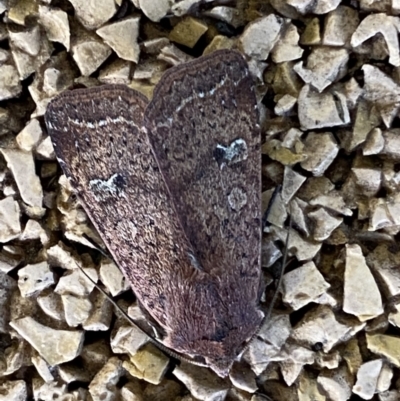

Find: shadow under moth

[45,50,264,377]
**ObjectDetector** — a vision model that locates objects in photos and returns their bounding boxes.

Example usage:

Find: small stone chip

[72,37,112,76]
[239,14,283,60]
[10,317,84,366]
[96,17,141,63]
[343,244,383,322]
[173,362,229,401]
[67,0,116,30]
[123,343,169,385]
[353,359,383,400]
[39,5,70,50]
[282,261,330,310]
[169,17,208,49]
[18,261,55,298]
[0,197,21,243]
[1,149,43,211]
[16,119,43,152]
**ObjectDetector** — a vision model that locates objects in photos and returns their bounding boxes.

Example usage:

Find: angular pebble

[0,197,21,243]
[10,316,84,366]
[173,362,229,401]
[1,149,43,211]
[282,261,330,310]
[97,17,140,63]
[343,244,383,321]
[18,261,55,297]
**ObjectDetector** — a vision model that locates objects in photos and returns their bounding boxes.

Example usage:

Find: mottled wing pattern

[145,50,261,278]
[144,51,263,372]
[45,85,194,329]
[45,50,263,377]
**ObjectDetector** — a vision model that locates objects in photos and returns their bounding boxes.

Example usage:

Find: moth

[45,50,263,377]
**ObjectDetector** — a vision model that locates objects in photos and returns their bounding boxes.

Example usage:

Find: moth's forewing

[45,85,194,327]
[144,50,263,375]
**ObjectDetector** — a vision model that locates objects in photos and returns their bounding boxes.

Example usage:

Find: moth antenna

[262,185,281,230]
[264,207,292,322]
[71,259,211,369]
[243,196,292,359]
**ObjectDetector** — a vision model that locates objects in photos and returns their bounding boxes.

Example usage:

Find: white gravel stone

[272,23,303,63]
[137,0,170,22]
[272,226,322,261]
[83,291,113,331]
[317,366,352,401]
[10,316,84,366]
[282,166,306,204]
[309,207,343,241]
[353,359,383,400]
[279,344,315,386]
[363,128,385,155]
[1,149,43,211]
[9,25,41,56]
[275,94,297,115]
[89,357,124,401]
[323,6,360,46]
[100,258,130,296]
[291,305,358,352]
[287,0,341,14]
[294,47,349,92]
[36,136,55,160]
[67,0,116,30]
[37,292,65,321]
[111,324,149,357]
[55,267,98,297]
[97,17,141,63]
[298,85,350,130]
[351,14,400,67]
[173,362,229,401]
[31,354,54,383]
[39,5,70,50]
[301,132,339,176]
[352,167,381,197]
[229,362,257,393]
[309,193,352,216]
[239,14,283,61]
[18,261,55,297]
[362,65,400,128]
[282,261,331,310]
[343,244,383,322]
[0,380,27,401]
[62,294,92,327]
[99,59,131,85]
[16,119,43,152]
[0,197,21,243]
[72,37,112,76]
[0,64,22,101]
[20,219,49,245]
[377,363,393,393]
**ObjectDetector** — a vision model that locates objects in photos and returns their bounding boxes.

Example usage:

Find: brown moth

[45,50,262,377]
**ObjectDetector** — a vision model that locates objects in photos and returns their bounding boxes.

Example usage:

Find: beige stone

[10,317,84,366]
[0,197,21,243]
[97,17,141,63]
[169,17,208,49]
[67,0,116,30]
[39,5,70,50]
